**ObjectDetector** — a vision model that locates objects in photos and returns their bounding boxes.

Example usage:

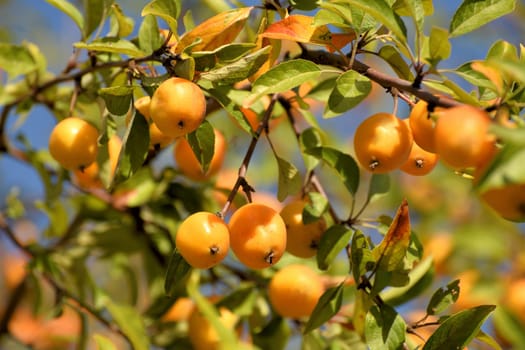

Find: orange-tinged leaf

[328,33,355,52]
[260,15,355,51]
[471,61,504,95]
[373,199,411,271]
[174,7,253,53]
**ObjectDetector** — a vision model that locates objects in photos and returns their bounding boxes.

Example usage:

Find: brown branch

[300,49,462,108]
[0,214,33,257]
[0,277,28,335]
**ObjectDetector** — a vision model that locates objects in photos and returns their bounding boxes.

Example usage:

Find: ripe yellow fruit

[399,141,439,176]
[150,77,206,138]
[73,135,122,189]
[268,264,325,319]
[175,212,230,269]
[128,96,175,149]
[188,305,238,350]
[409,100,437,153]
[279,200,326,258]
[162,297,195,322]
[434,105,495,169]
[134,96,152,120]
[502,278,525,325]
[149,122,174,149]
[353,113,413,173]
[49,117,99,170]
[479,183,525,222]
[174,128,226,181]
[228,203,287,269]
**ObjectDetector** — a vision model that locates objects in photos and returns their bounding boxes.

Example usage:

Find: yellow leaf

[373,199,411,271]
[174,7,253,53]
[471,61,504,95]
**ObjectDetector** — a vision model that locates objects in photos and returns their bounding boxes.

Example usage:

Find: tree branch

[300,49,462,108]
[219,94,279,217]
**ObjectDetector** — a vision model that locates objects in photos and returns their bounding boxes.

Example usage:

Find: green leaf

[341,0,407,41]
[186,120,215,174]
[475,331,503,350]
[366,173,391,204]
[423,305,496,350]
[324,70,371,118]
[486,39,519,61]
[378,45,414,80]
[200,46,271,85]
[138,15,163,54]
[248,59,321,104]
[319,2,376,33]
[489,124,525,147]
[252,317,291,350]
[99,86,134,116]
[141,0,180,32]
[492,306,525,347]
[205,86,254,135]
[216,283,257,317]
[0,43,36,79]
[317,224,353,271]
[449,62,500,91]
[449,0,516,37]
[305,147,359,196]
[426,26,451,67]
[110,3,134,38]
[113,110,150,184]
[353,288,374,336]
[275,156,302,202]
[5,187,26,219]
[303,192,328,224]
[164,249,192,297]
[304,76,338,103]
[193,43,257,71]
[46,0,84,33]
[113,168,157,207]
[441,79,481,105]
[173,56,195,81]
[299,127,323,172]
[74,38,145,57]
[84,0,105,38]
[304,283,345,334]
[393,0,425,27]
[290,0,319,11]
[487,58,525,84]
[474,144,525,193]
[350,230,376,283]
[426,279,461,315]
[187,271,238,348]
[93,334,118,350]
[35,201,68,238]
[365,304,406,350]
[101,296,150,350]
[302,331,327,350]
[380,256,434,306]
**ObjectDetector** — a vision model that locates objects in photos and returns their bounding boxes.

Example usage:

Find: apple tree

[0,0,524,349]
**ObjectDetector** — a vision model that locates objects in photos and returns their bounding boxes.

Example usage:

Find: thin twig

[219,95,279,217]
